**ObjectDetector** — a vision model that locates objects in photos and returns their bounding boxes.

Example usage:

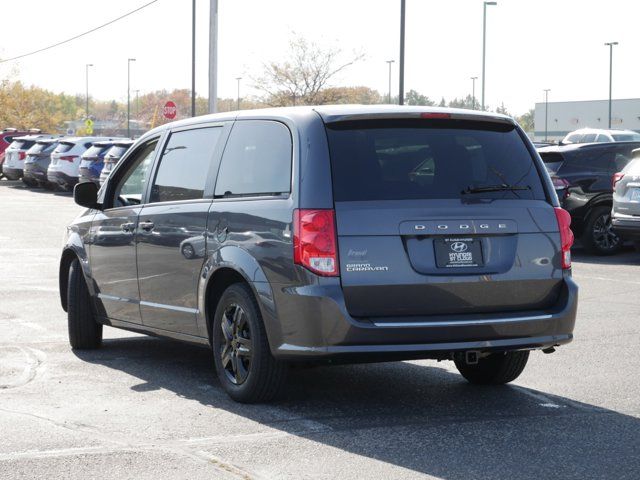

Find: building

[534,98,640,141]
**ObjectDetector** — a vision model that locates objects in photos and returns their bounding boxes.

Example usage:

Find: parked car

[61,106,577,403]
[99,140,134,186]
[538,141,640,254]
[3,133,49,181]
[561,128,640,145]
[23,137,62,187]
[47,136,114,190]
[78,139,128,185]
[612,147,640,248]
[0,128,36,179]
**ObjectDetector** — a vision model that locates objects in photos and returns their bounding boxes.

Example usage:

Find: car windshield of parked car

[53,142,74,154]
[9,140,32,150]
[326,119,546,201]
[27,142,56,155]
[612,133,640,142]
[83,145,109,159]
[105,145,129,161]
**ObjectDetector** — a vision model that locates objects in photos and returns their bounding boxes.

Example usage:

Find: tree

[405,90,435,106]
[496,102,511,116]
[448,95,476,110]
[516,109,534,132]
[254,35,364,106]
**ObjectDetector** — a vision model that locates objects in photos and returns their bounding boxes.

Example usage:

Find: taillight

[293,209,339,276]
[554,207,574,269]
[18,151,26,160]
[612,172,625,191]
[59,155,78,162]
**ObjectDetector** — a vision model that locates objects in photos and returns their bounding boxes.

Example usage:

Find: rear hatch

[5,140,35,168]
[613,149,640,215]
[325,116,563,319]
[80,144,110,175]
[25,141,57,164]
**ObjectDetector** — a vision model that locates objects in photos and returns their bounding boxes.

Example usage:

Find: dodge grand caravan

[60,106,578,403]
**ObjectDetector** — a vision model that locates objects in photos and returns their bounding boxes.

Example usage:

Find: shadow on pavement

[75,336,640,479]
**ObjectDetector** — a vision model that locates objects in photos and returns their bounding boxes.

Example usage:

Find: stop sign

[163,101,177,120]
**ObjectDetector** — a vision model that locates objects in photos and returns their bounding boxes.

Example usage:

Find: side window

[215,120,292,197]
[113,139,158,207]
[149,126,222,203]
[581,133,597,143]
[595,134,610,143]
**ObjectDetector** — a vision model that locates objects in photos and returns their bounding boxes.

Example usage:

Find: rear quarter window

[326,119,547,201]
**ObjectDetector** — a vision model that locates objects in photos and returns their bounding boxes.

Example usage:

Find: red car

[0,128,41,179]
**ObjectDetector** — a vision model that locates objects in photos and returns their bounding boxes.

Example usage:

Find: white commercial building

[534,98,640,141]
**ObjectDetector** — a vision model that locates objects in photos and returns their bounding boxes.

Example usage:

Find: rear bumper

[268,276,578,361]
[23,164,49,181]
[78,169,100,185]
[3,166,23,180]
[611,215,640,239]
[47,171,78,188]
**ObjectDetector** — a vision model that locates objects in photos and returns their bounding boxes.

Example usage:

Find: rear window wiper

[461,184,531,194]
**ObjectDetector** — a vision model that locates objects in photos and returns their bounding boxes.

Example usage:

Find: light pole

[85,64,93,119]
[544,89,551,141]
[481,1,497,111]
[471,76,478,110]
[399,0,406,105]
[191,0,196,117]
[208,0,219,113]
[135,89,140,119]
[605,42,618,129]
[127,58,136,138]
[235,77,242,110]
[386,60,395,104]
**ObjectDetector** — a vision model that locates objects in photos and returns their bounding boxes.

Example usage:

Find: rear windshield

[28,142,57,155]
[53,142,74,154]
[9,140,34,150]
[539,152,565,173]
[83,145,109,158]
[612,133,640,142]
[105,145,129,160]
[326,120,547,201]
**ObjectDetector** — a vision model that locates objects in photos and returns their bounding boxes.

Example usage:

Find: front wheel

[67,258,102,349]
[212,283,287,403]
[454,351,529,385]
[582,206,622,255]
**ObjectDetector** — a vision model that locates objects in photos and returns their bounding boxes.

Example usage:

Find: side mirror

[73,182,101,210]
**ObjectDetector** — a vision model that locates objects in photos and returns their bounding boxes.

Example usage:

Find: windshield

[612,133,640,142]
[83,145,109,159]
[105,145,129,160]
[27,142,57,155]
[326,119,546,201]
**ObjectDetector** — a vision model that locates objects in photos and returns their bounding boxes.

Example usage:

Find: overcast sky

[1,0,638,115]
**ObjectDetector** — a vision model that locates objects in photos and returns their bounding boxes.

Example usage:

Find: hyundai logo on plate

[450,241,468,253]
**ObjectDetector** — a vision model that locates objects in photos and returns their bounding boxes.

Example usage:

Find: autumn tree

[405,89,436,106]
[255,36,364,106]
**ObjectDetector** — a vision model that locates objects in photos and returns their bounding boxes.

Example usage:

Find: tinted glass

[581,133,597,143]
[83,145,109,158]
[105,145,129,160]
[564,134,582,143]
[150,127,222,203]
[53,142,74,154]
[327,119,546,201]
[114,140,158,206]
[27,142,56,155]
[564,150,614,171]
[612,133,640,141]
[595,134,610,143]
[215,120,292,196]
[9,140,34,150]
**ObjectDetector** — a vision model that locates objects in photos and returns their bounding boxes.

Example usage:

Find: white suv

[562,128,640,144]
[47,137,113,190]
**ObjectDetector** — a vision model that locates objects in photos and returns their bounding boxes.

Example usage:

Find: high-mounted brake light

[554,207,574,270]
[612,172,624,191]
[420,112,451,119]
[293,209,339,276]
[59,155,78,162]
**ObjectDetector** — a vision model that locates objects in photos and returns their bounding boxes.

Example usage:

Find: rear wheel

[67,258,102,349]
[454,350,529,385]
[582,206,622,255]
[212,283,287,403]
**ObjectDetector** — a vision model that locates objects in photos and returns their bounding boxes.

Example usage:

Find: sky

[1,0,639,116]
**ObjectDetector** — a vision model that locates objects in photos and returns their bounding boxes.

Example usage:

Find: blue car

[78,139,127,185]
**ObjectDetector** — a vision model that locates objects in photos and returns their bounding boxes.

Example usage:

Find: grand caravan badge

[345,263,389,272]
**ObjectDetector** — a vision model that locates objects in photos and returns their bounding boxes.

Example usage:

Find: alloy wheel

[219,303,252,385]
[592,213,620,251]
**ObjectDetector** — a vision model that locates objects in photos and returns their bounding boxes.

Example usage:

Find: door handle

[139,221,155,232]
[120,222,135,232]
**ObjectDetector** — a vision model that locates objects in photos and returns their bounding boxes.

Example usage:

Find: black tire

[181,243,195,259]
[581,206,622,255]
[212,283,287,403]
[454,350,529,385]
[67,258,102,349]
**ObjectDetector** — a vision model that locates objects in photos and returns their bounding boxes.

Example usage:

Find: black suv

[538,141,640,255]
[60,106,578,403]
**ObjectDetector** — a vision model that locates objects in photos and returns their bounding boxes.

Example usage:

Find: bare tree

[254,36,364,106]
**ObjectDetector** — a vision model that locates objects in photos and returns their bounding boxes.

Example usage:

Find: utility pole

[191,0,196,117]
[127,58,136,138]
[544,89,551,141]
[235,77,242,110]
[386,60,395,104]
[135,89,140,119]
[85,63,93,118]
[481,2,497,111]
[208,0,218,113]
[605,42,618,129]
[399,0,406,105]
[471,76,477,110]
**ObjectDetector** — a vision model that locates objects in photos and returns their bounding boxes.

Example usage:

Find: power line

[0,0,160,64]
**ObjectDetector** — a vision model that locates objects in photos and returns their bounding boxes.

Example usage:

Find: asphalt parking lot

[1,180,639,480]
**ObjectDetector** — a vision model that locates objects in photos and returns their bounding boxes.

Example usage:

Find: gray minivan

[60,106,578,403]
